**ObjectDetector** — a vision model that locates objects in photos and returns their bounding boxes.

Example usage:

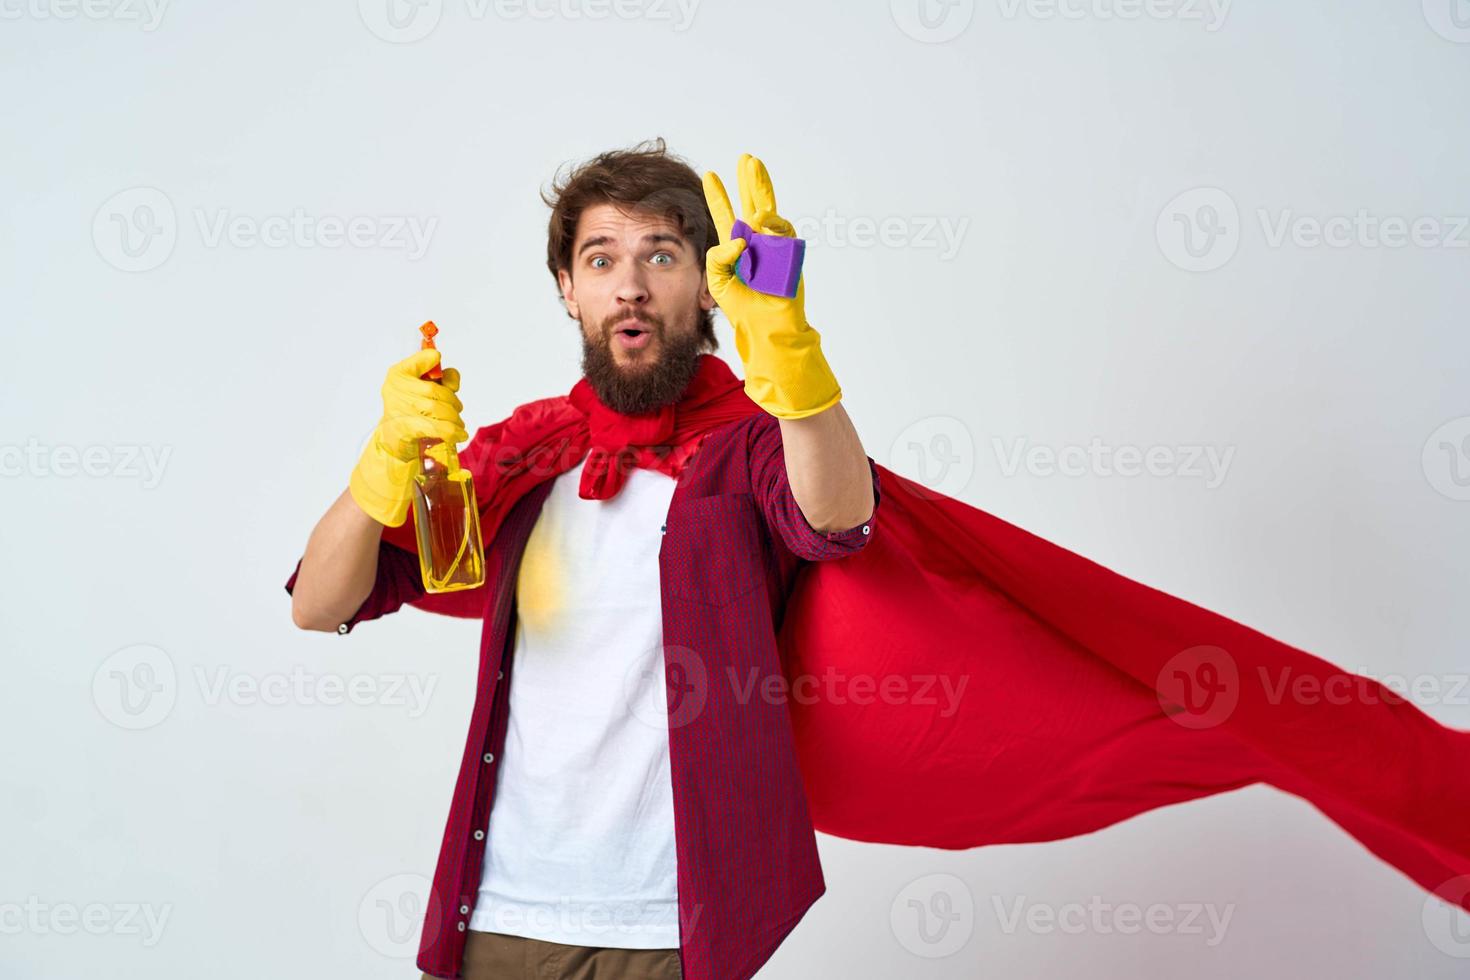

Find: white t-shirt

[468,458,681,949]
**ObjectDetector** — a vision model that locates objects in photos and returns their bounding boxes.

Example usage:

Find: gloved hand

[702,153,842,419]
[349,348,468,527]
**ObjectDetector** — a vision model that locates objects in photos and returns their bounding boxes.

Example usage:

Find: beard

[580,307,706,416]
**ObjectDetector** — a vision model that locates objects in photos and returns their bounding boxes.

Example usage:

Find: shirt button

[497,670,504,680]
[483,752,494,764]
[861,525,870,535]
[337,624,349,634]
[473,830,485,841]
[459,905,469,915]
[457,922,466,932]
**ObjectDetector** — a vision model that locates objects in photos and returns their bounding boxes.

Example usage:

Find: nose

[612,262,650,307]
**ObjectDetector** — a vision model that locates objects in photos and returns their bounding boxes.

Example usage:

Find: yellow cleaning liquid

[408,320,484,593]
[411,437,485,593]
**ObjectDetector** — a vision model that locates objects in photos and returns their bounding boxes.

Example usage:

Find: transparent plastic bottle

[411,436,485,593]
[409,320,485,593]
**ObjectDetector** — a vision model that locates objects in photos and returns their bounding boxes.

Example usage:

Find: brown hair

[542,137,718,349]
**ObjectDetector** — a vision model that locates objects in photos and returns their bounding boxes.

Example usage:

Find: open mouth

[614,319,654,350]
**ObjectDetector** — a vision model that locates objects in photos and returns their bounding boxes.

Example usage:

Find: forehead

[573,202,685,247]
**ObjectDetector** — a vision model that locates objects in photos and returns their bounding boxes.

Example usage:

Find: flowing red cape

[384,356,1470,913]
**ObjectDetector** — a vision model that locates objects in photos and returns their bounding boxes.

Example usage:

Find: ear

[698,268,715,312]
[557,267,580,320]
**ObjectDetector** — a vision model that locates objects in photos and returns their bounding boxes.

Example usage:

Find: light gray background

[3,1,1469,977]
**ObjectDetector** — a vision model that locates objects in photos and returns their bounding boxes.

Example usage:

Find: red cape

[386,355,1470,913]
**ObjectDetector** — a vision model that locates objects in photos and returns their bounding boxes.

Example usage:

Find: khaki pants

[421,929,683,980]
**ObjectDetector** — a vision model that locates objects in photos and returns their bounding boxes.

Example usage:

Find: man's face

[558,202,716,415]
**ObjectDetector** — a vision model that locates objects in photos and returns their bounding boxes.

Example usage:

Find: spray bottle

[412,321,486,593]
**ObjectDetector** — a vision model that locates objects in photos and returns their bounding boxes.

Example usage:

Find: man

[286,140,879,980]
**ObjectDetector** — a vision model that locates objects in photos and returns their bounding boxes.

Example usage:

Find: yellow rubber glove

[349,348,469,527]
[702,153,842,419]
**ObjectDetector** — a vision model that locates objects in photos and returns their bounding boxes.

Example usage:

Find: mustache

[602,310,663,335]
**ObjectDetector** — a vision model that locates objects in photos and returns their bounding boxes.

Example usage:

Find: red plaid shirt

[286,409,881,980]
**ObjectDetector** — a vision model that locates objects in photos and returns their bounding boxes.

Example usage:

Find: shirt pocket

[664,492,766,607]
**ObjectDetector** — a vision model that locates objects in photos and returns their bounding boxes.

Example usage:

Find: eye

[590,256,610,270]
[650,252,673,266]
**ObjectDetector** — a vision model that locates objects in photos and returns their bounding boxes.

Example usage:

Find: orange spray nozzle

[419,320,443,381]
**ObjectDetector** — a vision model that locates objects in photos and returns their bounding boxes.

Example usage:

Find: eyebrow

[577,232,686,258]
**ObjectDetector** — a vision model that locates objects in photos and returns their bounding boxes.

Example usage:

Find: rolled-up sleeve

[747,412,881,562]
[283,540,427,635]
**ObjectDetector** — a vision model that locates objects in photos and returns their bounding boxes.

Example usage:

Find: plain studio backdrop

[3,2,1468,977]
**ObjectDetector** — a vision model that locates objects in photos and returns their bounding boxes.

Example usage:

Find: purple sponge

[730,219,805,298]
